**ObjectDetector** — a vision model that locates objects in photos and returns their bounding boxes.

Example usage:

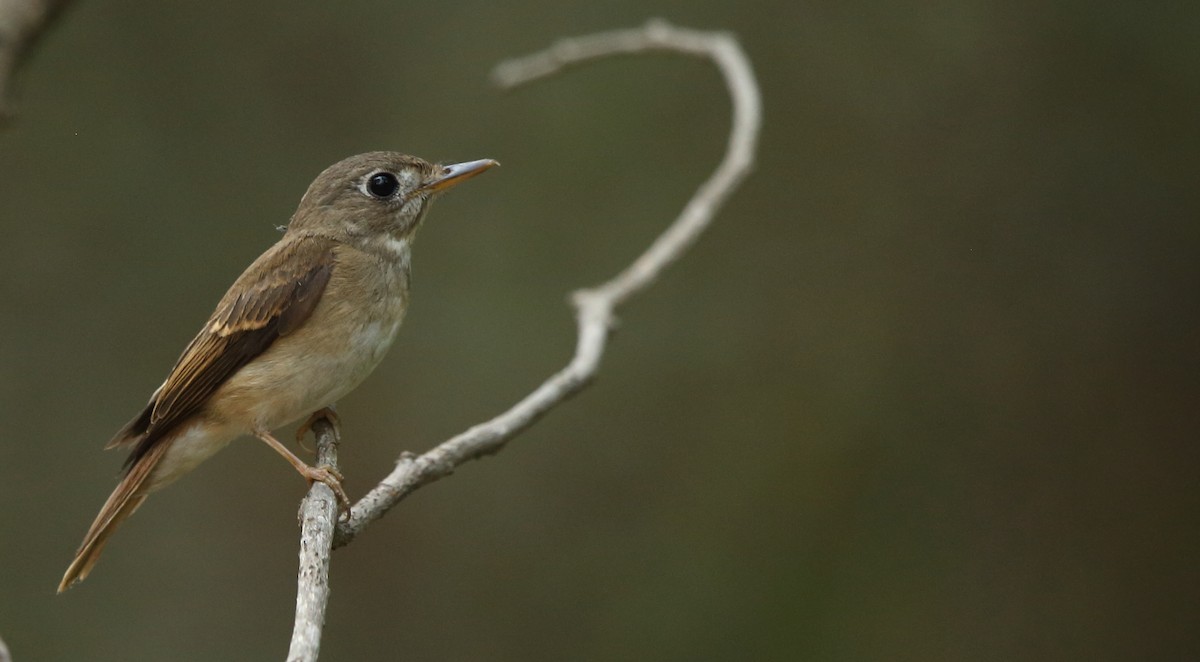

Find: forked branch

[287,18,762,661]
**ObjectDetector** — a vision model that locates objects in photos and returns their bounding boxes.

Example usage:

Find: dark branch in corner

[0,0,74,124]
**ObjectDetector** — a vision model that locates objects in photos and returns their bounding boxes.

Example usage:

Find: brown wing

[109,235,335,469]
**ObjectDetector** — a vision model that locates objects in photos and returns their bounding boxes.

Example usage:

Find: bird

[58,151,498,592]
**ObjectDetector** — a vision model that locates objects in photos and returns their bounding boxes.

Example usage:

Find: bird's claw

[303,464,351,517]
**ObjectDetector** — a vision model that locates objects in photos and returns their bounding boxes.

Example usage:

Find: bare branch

[286,419,341,662]
[0,0,73,124]
[336,18,761,547]
[288,17,761,659]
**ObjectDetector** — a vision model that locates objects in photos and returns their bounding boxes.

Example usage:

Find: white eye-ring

[362,171,400,198]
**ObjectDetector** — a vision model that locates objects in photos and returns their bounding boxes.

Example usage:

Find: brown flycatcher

[58,152,497,592]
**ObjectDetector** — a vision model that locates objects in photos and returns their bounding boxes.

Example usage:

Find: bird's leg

[296,405,341,450]
[253,427,350,514]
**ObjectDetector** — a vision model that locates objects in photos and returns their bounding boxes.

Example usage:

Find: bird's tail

[58,441,169,592]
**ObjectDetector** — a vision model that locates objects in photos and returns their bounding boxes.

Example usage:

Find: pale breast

[211,241,411,431]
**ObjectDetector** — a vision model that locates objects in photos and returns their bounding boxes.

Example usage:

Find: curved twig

[287,18,761,660]
[340,17,760,546]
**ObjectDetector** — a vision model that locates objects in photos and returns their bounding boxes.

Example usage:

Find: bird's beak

[422,159,500,193]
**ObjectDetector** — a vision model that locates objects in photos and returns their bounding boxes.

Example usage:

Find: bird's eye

[365,172,400,198]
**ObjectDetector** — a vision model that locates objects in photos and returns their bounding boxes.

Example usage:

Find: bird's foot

[302,463,351,517]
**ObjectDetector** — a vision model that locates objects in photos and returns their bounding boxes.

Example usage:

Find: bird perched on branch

[59,152,498,592]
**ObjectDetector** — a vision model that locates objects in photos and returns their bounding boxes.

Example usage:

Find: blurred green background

[2,1,1198,660]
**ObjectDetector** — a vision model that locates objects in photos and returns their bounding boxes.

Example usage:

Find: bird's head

[289,151,498,245]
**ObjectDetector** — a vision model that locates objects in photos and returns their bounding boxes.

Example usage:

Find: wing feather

[107,235,335,468]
